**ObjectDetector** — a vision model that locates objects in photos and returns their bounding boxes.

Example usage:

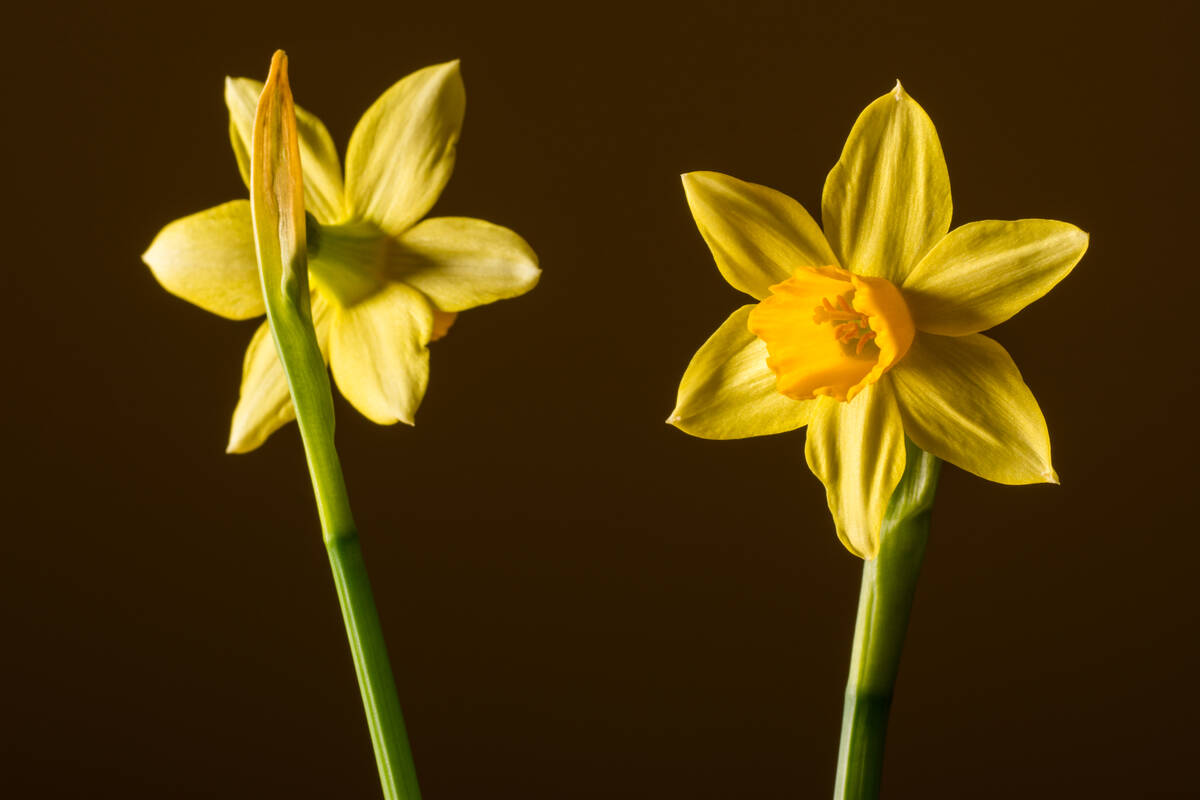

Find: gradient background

[6,1,1198,796]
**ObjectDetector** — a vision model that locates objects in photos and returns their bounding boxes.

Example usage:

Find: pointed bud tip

[891,79,905,100]
[264,50,290,92]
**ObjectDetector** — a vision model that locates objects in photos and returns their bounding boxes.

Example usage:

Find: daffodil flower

[143,61,540,452]
[669,83,1088,559]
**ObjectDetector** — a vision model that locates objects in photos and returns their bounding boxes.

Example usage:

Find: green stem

[249,52,421,800]
[326,534,423,800]
[833,439,941,800]
[280,321,421,800]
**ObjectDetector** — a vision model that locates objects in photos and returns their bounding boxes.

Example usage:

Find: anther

[855,330,877,355]
[812,292,878,355]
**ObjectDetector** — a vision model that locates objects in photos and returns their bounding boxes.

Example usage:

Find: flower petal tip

[431,58,463,78]
[892,79,905,99]
[1044,469,1060,485]
[666,413,683,426]
[225,435,253,455]
[680,170,717,189]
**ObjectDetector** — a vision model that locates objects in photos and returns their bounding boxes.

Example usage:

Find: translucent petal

[329,283,435,425]
[344,61,465,236]
[227,291,334,453]
[682,171,839,299]
[431,310,458,341]
[670,305,814,439]
[225,77,346,224]
[821,83,952,283]
[142,200,263,320]
[804,381,907,559]
[388,217,540,312]
[890,332,1056,484]
[902,219,1089,336]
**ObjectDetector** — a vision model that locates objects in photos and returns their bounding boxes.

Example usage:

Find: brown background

[5,1,1198,797]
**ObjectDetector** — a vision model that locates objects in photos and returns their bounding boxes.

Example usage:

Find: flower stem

[250,51,421,800]
[833,438,941,799]
[325,533,423,800]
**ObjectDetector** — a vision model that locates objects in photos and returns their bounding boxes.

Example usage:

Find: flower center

[747,265,914,403]
[813,293,878,356]
[306,217,390,308]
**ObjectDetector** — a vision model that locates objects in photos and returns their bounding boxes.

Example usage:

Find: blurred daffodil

[669,83,1087,558]
[144,61,540,452]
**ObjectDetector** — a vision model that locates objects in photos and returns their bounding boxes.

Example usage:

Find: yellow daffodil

[143,61,540,452]
[669,82,1088,559]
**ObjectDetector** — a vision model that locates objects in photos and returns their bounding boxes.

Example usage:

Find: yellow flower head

[143,61,540,452]
[669,82,1088,559]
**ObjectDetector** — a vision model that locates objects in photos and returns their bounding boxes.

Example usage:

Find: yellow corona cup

[670,83,1088,558]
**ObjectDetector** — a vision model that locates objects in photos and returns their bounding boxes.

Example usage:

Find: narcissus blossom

[669,83,1087,558]
[144,61,540,452]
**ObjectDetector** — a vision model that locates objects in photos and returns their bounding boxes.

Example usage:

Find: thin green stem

[326,535,422,800]
[281,315,421,800]
[833,438,941,800]
[249,52,421,800]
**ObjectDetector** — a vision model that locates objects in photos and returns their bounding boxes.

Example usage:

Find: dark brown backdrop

[5,1,1198,797]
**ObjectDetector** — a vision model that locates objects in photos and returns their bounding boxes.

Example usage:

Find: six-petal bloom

[143,61,540,452]
[669,83,1088,559]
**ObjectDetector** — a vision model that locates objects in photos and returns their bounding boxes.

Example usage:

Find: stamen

[813,294,869,325]
[813,292,877,355]
[834,322,859,342]
[855,330,877,355]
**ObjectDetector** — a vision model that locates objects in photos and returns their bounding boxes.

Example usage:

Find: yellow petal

[225,77,346,224]
[890,332,1056,484]
[682,171,839,300]
[142,200,264,320]
[804,380,907,559]
[329,283,435,425]
[821,82,952,284]
[387,217,540,312]
[669,305,814,439]
[227,321,294,453]
[901,219,1089,336]
[228,291,334,453]
[344,61,465,236]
